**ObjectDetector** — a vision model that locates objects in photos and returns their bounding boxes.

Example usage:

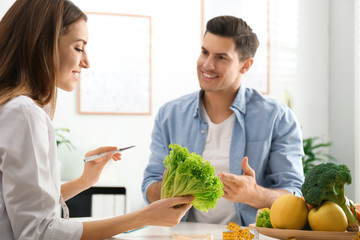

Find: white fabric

[0,96,83,240]
[188,102,239,225]
[59,195,70,219]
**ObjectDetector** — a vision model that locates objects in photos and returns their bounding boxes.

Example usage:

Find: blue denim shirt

[142,86,304,226]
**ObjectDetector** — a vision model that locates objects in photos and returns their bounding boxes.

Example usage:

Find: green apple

[308,201,347,231]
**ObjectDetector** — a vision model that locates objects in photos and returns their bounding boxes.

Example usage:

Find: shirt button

[201,130,205,134]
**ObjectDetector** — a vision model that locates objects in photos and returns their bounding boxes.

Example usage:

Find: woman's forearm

[61,178,89,201]
[80,209,147,240]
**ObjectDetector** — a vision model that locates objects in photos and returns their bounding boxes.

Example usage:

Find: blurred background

[1,0,359,212]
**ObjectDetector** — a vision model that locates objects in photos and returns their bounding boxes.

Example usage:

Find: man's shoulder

[245,88,289,113]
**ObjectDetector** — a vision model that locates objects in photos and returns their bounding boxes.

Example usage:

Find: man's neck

[202,89,238,124]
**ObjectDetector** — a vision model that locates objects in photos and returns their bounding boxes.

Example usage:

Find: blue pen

[83,145,135,162]
[124,226,147,233]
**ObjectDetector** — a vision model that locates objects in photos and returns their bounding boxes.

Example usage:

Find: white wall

[329,0,358,202]
[0,0,12,17]
[267,0,330,139]
[2,0,350,210]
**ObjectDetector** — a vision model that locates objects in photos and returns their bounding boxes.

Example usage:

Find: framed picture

[78,12,152,115]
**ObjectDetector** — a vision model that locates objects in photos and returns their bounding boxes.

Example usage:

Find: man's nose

[203,56,215,70]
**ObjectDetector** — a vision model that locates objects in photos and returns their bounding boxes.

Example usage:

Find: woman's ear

[239,58,254,74]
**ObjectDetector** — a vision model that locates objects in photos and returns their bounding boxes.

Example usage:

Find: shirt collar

[230,85,247,115]
[193,86,247,118]
[193,90,204,118]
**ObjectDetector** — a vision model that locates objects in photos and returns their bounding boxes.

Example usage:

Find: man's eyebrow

[201,47,229,58]
[216,52,230,58]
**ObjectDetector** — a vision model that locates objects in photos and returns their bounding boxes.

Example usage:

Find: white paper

[79,13,151,114]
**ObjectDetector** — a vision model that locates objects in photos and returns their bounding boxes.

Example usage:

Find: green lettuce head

[161,143,224,212]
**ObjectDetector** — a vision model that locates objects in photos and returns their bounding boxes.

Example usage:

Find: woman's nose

[81,53,90,69]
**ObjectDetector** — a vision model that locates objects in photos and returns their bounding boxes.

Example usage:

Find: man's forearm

[249,186,290,209]
[146,181,162,203]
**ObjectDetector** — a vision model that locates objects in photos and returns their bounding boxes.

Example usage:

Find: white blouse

[0,96,82,240]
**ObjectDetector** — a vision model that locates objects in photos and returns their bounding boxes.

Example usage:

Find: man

[142,15,304,226]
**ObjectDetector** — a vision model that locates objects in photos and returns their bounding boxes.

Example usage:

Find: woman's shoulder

[1,95,37,110]
[0,95,45,120]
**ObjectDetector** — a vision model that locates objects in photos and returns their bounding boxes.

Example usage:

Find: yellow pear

[270,194,309,230]
[308,201,347,231]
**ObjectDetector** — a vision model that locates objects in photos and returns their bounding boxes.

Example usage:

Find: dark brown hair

[0,0,87,117]
[205,15,259,62]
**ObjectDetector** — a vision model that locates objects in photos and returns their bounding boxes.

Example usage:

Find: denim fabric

[142,86,304,226]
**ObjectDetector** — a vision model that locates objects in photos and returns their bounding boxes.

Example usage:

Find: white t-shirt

[0,96,83,239]
[187,103,239,225]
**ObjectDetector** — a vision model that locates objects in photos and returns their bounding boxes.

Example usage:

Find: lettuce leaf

[256,208,273,228]
[161,143,224,212]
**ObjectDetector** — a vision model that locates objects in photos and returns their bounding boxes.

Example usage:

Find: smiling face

[197,32,253,95]
[57,19,89,92]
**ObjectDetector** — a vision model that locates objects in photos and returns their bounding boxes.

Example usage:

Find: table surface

[114,222,279,240]
[76,218,278,240]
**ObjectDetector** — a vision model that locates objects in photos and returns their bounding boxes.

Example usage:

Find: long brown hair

[0,0,87,117]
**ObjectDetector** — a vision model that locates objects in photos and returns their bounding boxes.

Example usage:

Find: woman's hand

[80,146,121,188]
[142,196,194,227]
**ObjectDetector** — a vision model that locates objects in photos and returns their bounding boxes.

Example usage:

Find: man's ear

[239,58,254,74]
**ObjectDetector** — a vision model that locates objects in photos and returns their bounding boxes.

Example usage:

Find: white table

[75,220,278,240]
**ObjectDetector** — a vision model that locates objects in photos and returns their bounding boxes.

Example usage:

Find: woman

[0,0,193,239]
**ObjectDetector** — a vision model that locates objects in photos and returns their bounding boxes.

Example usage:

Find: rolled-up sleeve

[267,107,304,196]
[141,108,169,204]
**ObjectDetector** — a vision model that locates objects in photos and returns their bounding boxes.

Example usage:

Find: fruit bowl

[249,224,358,240]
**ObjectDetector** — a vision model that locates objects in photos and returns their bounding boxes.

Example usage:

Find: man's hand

[218,156,290,209]
[146,168,167,203]
[218,157,259,206]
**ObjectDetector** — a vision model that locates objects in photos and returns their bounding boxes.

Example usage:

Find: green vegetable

[301,162,359,230]
[161,144,224,212]
[256,208,273,228]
